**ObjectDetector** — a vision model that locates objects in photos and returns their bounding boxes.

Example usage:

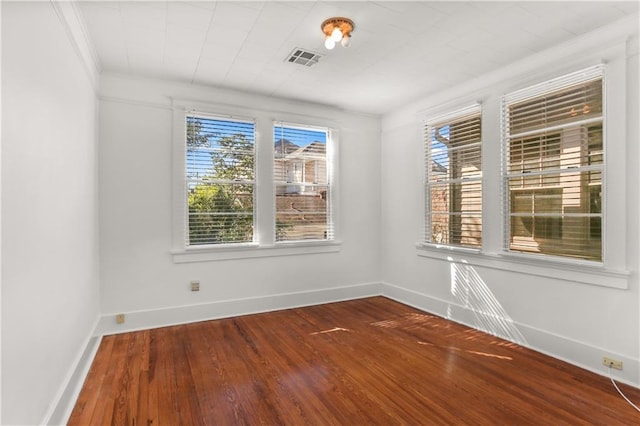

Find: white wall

[0,2,4,422]
[1,4,635,424]
[97,74,381,325]
[381,16,640,385]
[1,2,101,424]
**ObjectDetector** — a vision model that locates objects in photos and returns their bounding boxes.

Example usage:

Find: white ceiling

[78,1,639,115]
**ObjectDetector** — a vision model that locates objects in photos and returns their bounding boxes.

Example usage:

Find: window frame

[273,121,336,244]
[185,113,257,247]
[501,65,605,264]
[171,100,341,263]
[423,104,483,250]
[416,56,630,289]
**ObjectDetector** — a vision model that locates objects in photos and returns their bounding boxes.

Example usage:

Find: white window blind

[273,122,333,242]
[501,65,604,262]
[185,114,255,245]
[424,105,482,248]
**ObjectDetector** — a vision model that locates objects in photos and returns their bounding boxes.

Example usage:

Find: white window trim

[171,99,341,263]
[416,243,629,289]
[416,46,630,290]
[171,240,342,263]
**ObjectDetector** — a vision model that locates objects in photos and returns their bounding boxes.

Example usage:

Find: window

[185,114,255,246]
[274,123,333,242]
[424,105,482,248]
[502,65,604,262]
[173,103,340,261]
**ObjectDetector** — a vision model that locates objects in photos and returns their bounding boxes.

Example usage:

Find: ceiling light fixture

[321,17,354,50]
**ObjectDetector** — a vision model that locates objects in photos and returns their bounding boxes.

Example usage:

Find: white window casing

[171,100,341,262]
[418,54,629,289]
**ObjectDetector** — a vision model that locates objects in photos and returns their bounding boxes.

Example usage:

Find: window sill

[416,243,629,290]
[172,240,342,263]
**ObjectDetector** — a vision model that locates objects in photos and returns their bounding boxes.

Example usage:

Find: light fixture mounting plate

[321,17,355,38]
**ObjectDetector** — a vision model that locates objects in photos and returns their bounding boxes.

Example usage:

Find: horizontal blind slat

[503,64,604,104]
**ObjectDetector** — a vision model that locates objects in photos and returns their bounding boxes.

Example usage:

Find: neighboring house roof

[432,160,447,174]
[274,138,299,154]
[287,141,326,159]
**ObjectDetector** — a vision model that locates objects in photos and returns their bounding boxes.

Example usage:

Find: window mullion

[255,119,275,246]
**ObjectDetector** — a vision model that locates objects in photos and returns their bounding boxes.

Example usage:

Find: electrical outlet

[190,280,200,292]
[116,314,125,324]
[602,356,623,370]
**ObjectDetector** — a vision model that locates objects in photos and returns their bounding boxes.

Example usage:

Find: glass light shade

[340,35,351,48]
[324,37,336,50]
[330,27,343,42]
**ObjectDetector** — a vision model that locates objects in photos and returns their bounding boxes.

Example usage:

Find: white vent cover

[285,48,322,67]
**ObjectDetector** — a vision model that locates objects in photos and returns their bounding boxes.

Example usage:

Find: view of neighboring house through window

[186,114,255,245]
[502,65,603,261]
[274,123,332,242]
[424,105,482,248]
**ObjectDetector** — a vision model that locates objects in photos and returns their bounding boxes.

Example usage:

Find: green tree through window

[186,116,255,245]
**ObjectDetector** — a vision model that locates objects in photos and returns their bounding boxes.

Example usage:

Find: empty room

[2,1,639,424]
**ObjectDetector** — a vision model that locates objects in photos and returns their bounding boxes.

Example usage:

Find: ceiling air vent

[285,48,322,67]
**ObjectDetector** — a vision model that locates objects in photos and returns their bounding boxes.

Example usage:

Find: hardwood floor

[69,297,639,425]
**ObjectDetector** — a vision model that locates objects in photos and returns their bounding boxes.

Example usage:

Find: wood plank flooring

[69,297,640,425]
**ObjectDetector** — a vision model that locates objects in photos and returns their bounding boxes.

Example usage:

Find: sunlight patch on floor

[417,341,513,360]
[370,319,401,328]
[371,313,443,330]
[310,327,351,335]
[466,350,513,360]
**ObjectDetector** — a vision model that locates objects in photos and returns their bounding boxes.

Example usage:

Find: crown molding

[50,0,101,91]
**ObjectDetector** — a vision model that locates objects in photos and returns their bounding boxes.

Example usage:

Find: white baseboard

[96,282,383,336]
[50,282,381,425]
[42,317,102,426]
[381,282,639,388]
[51,279,637,425]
